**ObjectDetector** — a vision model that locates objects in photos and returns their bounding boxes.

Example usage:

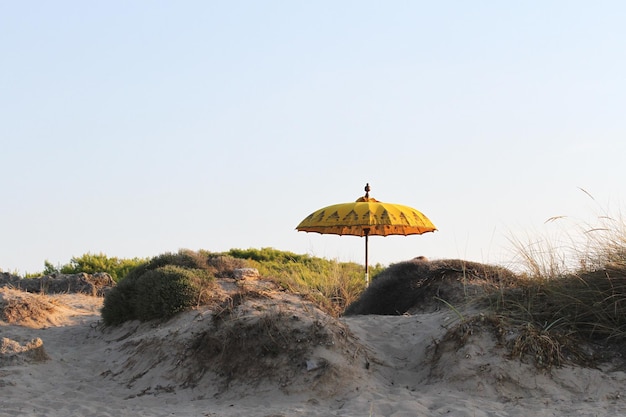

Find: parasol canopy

[296,183,436,285]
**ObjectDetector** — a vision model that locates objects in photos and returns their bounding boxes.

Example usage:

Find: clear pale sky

[2,2,625,274]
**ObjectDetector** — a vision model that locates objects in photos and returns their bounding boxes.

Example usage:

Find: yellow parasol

[296,184,437,285]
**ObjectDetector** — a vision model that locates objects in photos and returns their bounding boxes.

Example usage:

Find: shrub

[120,249,249,279]
[206,253,248,277]
[101,278,138,325]
[101,251,215,325]
[37,253,146,282]
[134,266,211,321]
[344,259,515,316]
[123,250,208,281]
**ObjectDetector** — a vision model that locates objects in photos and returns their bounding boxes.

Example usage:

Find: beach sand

[2,279,626,417]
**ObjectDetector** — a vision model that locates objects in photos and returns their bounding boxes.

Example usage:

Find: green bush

[39,253,146,282]
[123,250,209,281]
[134,266,210,321]
[101,278,138,325]
[206,253,248,277]
[101,251,215,325]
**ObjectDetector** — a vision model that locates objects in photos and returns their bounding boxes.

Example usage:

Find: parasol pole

[364,228,370,287]
[363,183,371,287]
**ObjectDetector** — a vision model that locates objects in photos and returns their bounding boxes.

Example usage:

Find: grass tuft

[494,204,626,368]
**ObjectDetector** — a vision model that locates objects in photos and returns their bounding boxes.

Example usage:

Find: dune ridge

[2,268,626,416]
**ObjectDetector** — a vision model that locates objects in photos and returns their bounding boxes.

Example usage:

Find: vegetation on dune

[10,200,626,372]
[226,247,384,317]
[490,269,626,368]
[339,204,626,370]
[500,278,624,367]
[490,212,626,368]
[343,258,517,316]
[98,247,380,325]
[101,250,217,325]
[6,247,377,325]
[33,253,147,282]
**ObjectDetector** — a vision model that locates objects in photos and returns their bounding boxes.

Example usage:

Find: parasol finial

[364,183,370,198]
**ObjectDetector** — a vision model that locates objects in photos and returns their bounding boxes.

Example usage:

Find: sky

[2,2,626,275]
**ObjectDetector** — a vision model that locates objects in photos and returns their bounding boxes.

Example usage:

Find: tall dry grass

[509,189,626,277]
[495,200,626,367]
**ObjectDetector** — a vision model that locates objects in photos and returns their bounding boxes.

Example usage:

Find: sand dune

[1,278,626,417]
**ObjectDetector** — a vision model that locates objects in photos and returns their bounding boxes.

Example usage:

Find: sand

[1,282,626,417]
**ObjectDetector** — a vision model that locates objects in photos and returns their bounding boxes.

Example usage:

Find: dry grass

[411,202,626,371]
[0,337,49,365]
[0,288,61,327]
[493,267,626,337]
[490,203,626,369]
